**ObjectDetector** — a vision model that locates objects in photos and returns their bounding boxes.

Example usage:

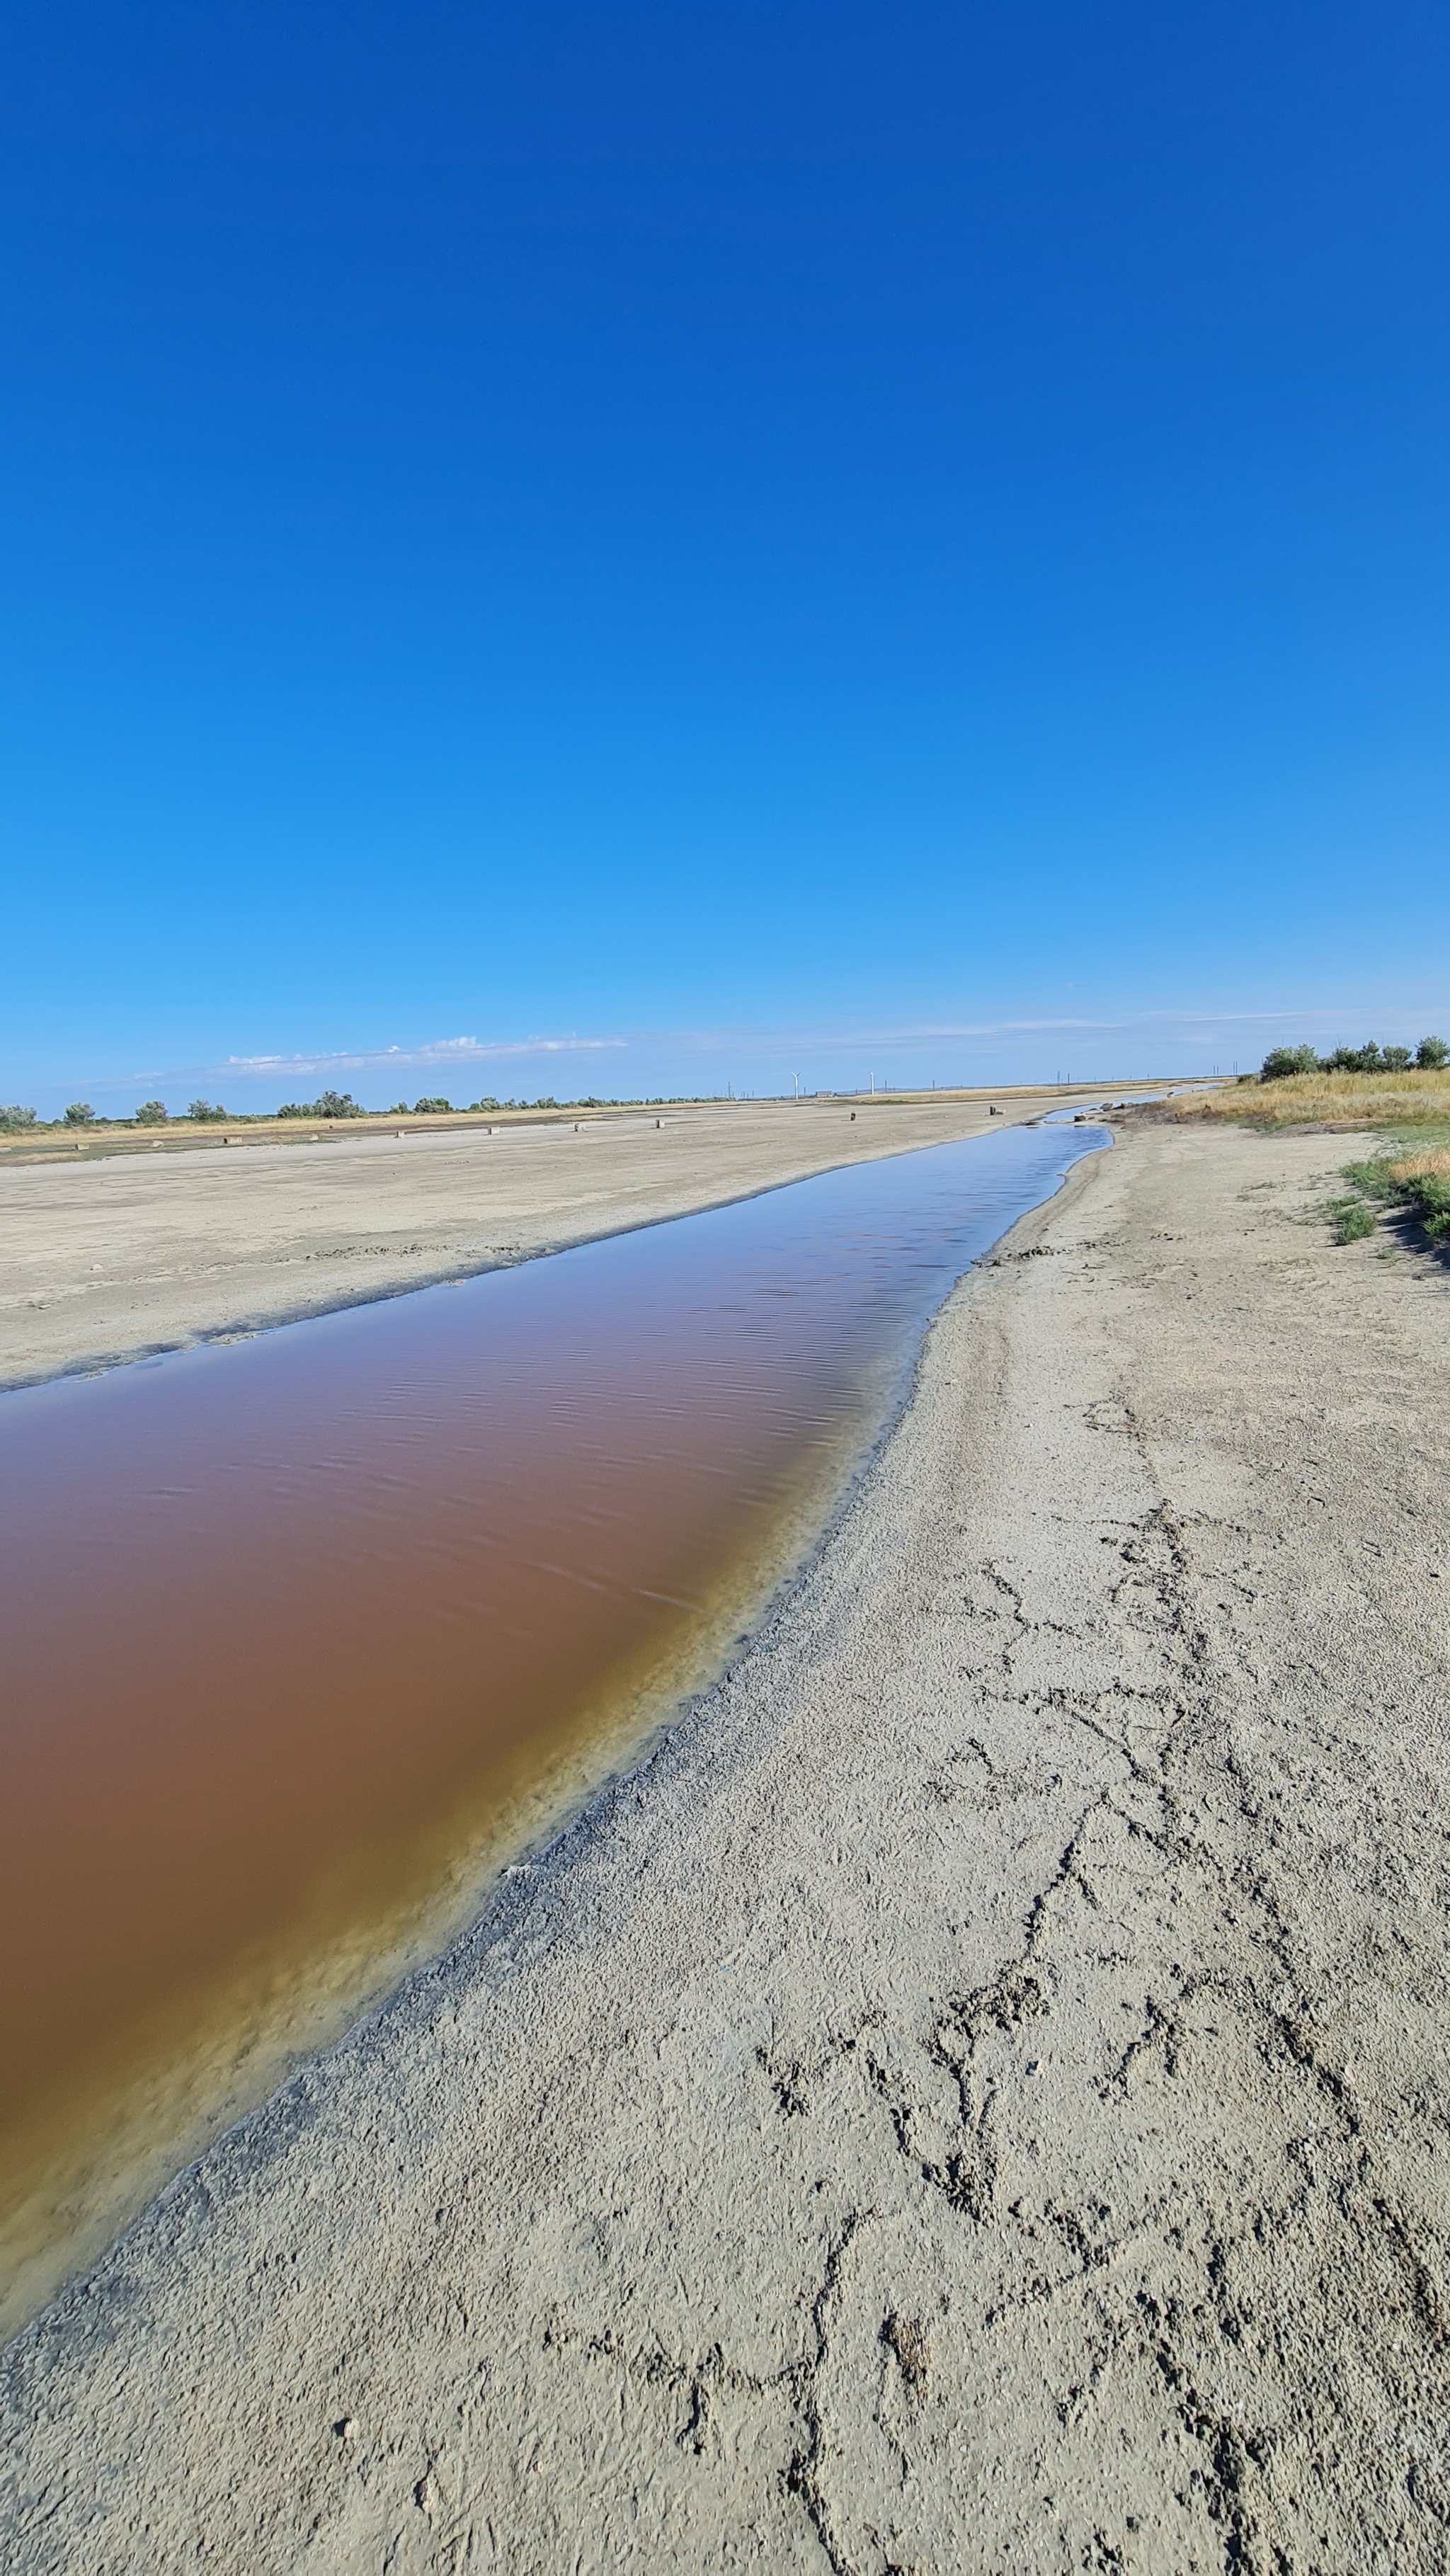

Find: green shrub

[412,1096,453,1115]
[1327,1196,1376,1243]
[1405,1174,1450,1238]
[64,1101,96,1126]
[135,1100,168,1124]
[1417,1035,1449,1069]
[277,1090,362,1119]
[1261,1044,1320,1079]
[1,1103,37,1129]
[1340,1156,1450,1242]
[188,1098,226,1121]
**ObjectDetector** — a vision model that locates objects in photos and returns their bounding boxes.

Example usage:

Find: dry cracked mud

[3,1119,1448,2572]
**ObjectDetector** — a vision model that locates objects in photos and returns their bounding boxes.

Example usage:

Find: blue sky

[2,1,1448,1112]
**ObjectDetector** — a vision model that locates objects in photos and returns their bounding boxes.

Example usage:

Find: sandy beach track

[4,1119,1449,2571]
[0,1093,1103,1393]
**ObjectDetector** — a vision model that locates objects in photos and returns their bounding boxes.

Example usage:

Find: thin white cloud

[50,995,1450,1100]
[632,999,1450,1056]
[100,1032,629,1089]
[222,1032,627,1075]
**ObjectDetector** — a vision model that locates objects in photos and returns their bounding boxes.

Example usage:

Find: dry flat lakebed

[4,1119,1450,2571]
[0,1090,1109,1392]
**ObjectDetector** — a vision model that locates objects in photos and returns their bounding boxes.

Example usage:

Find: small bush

[64,1101,95,1126]
[1418,1035,1450,1069]
[188,1098,227,1121]
[412,1096,453,1115]
[1388,1154,1450,1241]
[1328,1197,1376,1243]
[1261,1044,1320,1079]
[135,1100,168,1125]
[1340,1151,1450,1243]
[1,1103,37,1129]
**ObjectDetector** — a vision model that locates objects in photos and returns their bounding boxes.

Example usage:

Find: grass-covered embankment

[1155,1042,1450,1248]
[1177,1068,1450,1132]
[1328,1146,1450,1245]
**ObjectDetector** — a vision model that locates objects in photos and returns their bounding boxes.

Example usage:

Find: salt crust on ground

[4,1121,1449,2572]
[0,1094,1063,1391]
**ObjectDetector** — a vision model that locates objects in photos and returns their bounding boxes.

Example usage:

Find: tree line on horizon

[0,1088,713,1131]
[1258,1036,1448,1080]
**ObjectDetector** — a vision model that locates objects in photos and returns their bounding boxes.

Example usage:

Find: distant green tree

[468,1096,501,1112]
[1381,1046,1412,1073]
[1260,1045,1320,1079]
[275,1090,362,1119]
[386,1100,409,1115]
[135,1100,168,1124]
[412,1096,453,1115]
[188,1098,227,1120]
[1,1102,37,1129]
[1417,1035,1449,1069]
[64,1100,96,1125]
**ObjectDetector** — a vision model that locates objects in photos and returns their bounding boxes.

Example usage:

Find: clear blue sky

[3,1,1448,1112]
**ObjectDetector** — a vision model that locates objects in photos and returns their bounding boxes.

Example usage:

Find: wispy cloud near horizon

[219,1032,627,1078]
[87,1031,631,1093]
[42,992,1446,1108]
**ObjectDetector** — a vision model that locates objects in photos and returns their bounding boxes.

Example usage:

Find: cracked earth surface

[4,1122,1449,2572]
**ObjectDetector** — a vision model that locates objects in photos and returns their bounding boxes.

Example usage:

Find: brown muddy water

[0,1122,1104,2333]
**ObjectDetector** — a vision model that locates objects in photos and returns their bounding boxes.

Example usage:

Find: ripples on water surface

[0,1121,1104,2328]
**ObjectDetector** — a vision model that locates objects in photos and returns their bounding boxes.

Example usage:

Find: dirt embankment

[4,1119,1448,2571]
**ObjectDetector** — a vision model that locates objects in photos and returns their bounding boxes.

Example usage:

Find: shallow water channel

[0,1120,1104,2330]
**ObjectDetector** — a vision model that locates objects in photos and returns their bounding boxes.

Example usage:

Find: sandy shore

[4,1118,1449,2570]
[0,1092,1103,1394]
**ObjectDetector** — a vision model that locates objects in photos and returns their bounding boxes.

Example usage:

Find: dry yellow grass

[1386,1145,1450,1185]
[1179,1070,1450,1129]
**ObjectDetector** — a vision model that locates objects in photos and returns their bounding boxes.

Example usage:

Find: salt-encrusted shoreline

[0,1090,1092,1394]
[4,1119,1449,2572]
